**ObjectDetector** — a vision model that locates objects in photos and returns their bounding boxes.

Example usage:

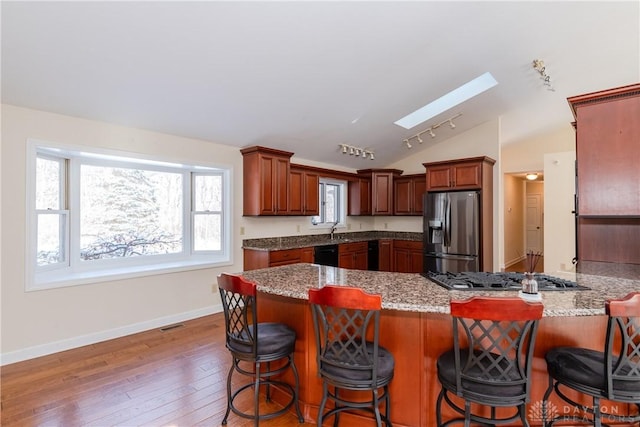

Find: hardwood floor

[504,257,544,273]
[1,313,317,427]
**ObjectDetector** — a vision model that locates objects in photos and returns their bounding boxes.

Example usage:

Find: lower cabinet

[243,247,314,271]
[378,239,393,272]
[393,240,423,273]
[338,241,368,270]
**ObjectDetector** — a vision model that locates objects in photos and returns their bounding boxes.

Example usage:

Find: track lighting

[402,113,462,149]
[532,59,555,92]
[338,144,375,160]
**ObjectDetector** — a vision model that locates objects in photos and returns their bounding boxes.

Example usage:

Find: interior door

[526,193,542,253]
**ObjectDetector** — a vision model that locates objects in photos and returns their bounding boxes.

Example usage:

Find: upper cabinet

[348,177,371,216]
[350,169,402,216]
[424,157,495,191]
[241,146,293,216]
[394,174,426,215]
[289,166,319,216]
[569,84,640,217]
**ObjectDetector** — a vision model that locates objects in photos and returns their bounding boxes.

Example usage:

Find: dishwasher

[314,244,339,267]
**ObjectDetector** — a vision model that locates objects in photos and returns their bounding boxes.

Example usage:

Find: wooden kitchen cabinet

[289,165,319,216]
[392,240,423,273]
[338,241,368,270]
[569,83,640,264]
[424,157,494,191]
[378,239,393,272]
[350,169,402,216]
[394,174,427,215]
[241,146,293,216]
[243,247,314,270]
[348,177,371,216]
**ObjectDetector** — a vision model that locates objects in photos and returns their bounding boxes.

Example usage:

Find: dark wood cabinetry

[243,247,314,270]
[348,178,371,216]
[349,169,402,216]
[392,240,423,273]
[338,241,368,270]
[423,156,495,272]
[241,146,293,216]
[425,157,493,191]
[569,83,640,264]
[378,239,393,272]
[394,174,426,215]
[289,166,319,216]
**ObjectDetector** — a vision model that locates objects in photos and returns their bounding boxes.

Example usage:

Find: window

[311,178,346,227]
[28,140,231,290]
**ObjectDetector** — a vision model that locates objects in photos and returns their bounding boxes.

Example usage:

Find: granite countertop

[242,231,422,251]
[239,263,640,317]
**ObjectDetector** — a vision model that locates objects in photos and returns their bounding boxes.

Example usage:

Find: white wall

[1,105,248,363]
[387,119,501,269]
[501,125,576,272]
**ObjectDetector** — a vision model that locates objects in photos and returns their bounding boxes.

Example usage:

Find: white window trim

[312,177,347,230]
[26,139,233,291]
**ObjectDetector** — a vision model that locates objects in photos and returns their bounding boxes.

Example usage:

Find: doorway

[503,173,544,270]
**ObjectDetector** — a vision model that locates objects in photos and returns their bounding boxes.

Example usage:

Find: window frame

[311,177,347,229]
[26,139,233,291]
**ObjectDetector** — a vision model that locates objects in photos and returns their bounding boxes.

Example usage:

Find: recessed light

[394,72,498,129]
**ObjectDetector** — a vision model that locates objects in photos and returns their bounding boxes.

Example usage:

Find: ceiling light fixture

[394,72,498,129]
[339,144,375,160]
[402,113,462,149]
[526,173,538,181]
[532,59,555,92]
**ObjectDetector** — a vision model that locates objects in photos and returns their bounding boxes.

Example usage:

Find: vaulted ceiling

[2,1,639,168]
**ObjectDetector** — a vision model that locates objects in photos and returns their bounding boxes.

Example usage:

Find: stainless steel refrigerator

[423,191,479,273]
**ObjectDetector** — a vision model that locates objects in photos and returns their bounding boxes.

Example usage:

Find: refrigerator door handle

[444,194,451,248]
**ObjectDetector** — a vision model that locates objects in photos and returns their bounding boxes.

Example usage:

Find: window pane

[36,157,62,209]
[37,213,66,266]
[194,175,222,211]
[80,165,183,260]
[325,184,338,223]
[193,213,221,251]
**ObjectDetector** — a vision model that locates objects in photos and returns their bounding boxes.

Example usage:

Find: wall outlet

[212,283,217,293]
[384,222,388,229]
[296,224,300,232]
[240,226,245,235]
[347,223,352,230]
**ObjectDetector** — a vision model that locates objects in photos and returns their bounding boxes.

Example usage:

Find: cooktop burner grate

[423,271,588,291]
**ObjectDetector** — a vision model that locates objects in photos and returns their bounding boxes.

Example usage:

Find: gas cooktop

[424,271,588,291]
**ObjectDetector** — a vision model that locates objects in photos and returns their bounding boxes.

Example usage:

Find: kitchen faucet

[329,221,339,240]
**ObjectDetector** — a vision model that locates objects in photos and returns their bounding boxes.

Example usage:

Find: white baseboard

[504,255,526,268]
[1,304,223,366]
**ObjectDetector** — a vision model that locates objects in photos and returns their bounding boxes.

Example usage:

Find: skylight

[394,72,498,129]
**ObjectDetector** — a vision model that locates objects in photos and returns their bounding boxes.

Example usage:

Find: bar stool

[436,296,543,426]
[217,273,304,426]
[308,285,395,426]
[543,291,640,426]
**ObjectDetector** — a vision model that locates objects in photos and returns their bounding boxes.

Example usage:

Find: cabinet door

[348,178,371,215]
[274,157,290,213]
[288,168,304,215]
[452,162,481,189]
[303,171,319,215]
[338,252,354,269]
[372,172,394,215]
[354,250,368,270]
[394,178,412,215]
[378,239,393,272]
[300,247,314,263]
[412,177,426,215]
[426,166,453,191]
[393,247,411,273]
[409,247,424,273]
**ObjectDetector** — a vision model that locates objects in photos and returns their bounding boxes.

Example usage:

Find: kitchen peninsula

[239,263,640,426]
